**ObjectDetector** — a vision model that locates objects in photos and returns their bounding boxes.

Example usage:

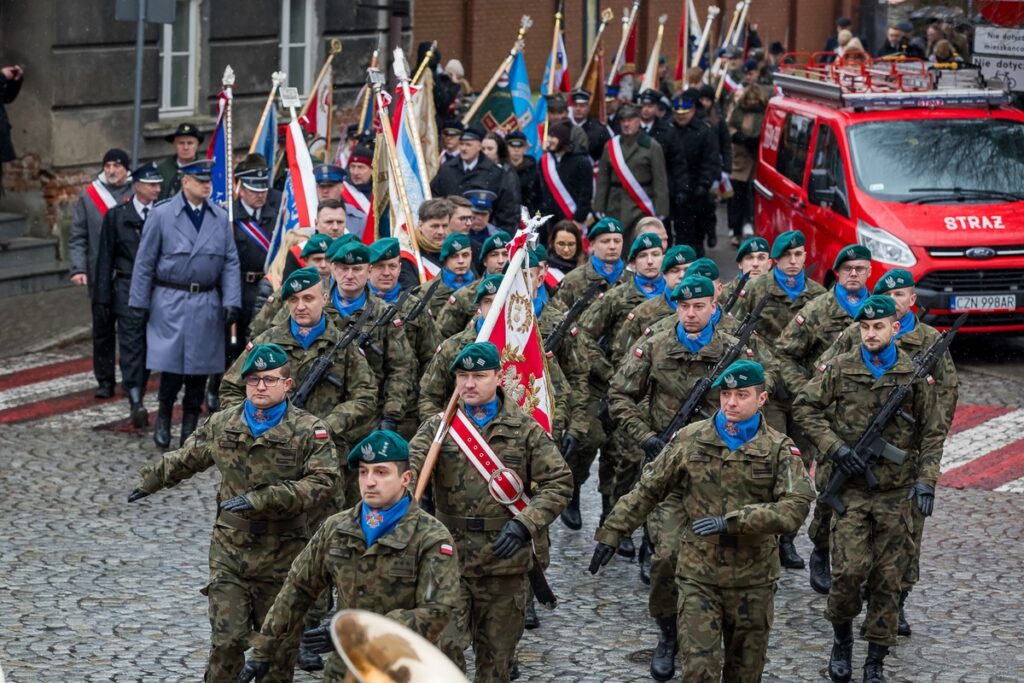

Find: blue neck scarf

[714,410,762,451]
[242,399,288,439]
[895,310,917,339]
[634,273,667,299]
[710,305,723,328]
[474,316,484,335]
[332,287,367,318]
[290,315,327,350]
[533,285,549,317]
[860,341,898,379]
[773,267,806,301]
[590,255,625,284]
[663,289,678,311]
[466,397,499,429]
[360,494,411,547]
[834,284,868,319]
[369,282,401,304]
[676,322,713,353]
[441,267,474,291]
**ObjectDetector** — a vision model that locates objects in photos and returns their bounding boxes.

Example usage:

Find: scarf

[547,252,578,275]
[710,305,723,328]
[415,228,444,253]
[834,284,868,319]
[773,267,806,301]
[590,255,624,284]
[441,267,474,291]
[677,322,713,353]
[714,410,762,451]
[533,285,549,317]
[895,310,917,339]
[360,495,412,547]
[466,397,499,430]
[332,287,367,318]
[663,289,678,311]
[474,317,484,335]
[369,282,401,304]
[634,273,667,300]
[860,341,898,379]
[289,315,327,350]
[242,399,288,439]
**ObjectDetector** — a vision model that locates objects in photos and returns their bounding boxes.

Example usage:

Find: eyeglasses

[245,375,285,387]
[838,265,869,275]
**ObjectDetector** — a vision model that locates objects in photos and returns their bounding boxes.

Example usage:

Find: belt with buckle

[217,510,308,534]
[154,278,216,294]
[434,509,507,532]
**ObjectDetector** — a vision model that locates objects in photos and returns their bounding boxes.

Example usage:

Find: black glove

[223,306,240,325]
[235,660,270,682]
[691,515,728,537]
[832,444,865,477]
[588,542,616,574]
[219,495,254,513]
[907,482,935,517]
[560,433,579,461]
[597,402,616,433]
[301,623,333,655]
[379,417,398,432]
[642,436,666,460]
[492,519,531,559]
[128,488,149,503]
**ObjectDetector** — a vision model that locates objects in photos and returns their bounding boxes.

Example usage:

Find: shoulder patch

[745,347,754,358]
[789,445,801,457]
[817,363,828,373]
[436,344,443,353]
[245,341,254,351]
[795,314,806,325]
[739,289,746,298]
[392,319,403,327]
[314,427,329,440]
[570,326,579,337]
[626,312,635,321]
[597,291,606,300]
[643,326,652,336]
[926,374,935,385]
[439,542,454,556]
[634,347,644,358]
[447,295,457,305]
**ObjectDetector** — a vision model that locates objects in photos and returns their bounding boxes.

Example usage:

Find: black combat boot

[524,595,540,630]
[560,484,582,530]
[862,643,888,683]
[128,387,148,429]
[599,495,612,526]
[828,622,854,682]
[650,616,678,681]
[809,546,832,594]
[179,412,200,447]
[297,644,324,672]
[779,533,806,569]
[617,534,636,558]
[205,374,221,413]
[153,401,173,449]
[638,537,652,585]
[897,591,911,636]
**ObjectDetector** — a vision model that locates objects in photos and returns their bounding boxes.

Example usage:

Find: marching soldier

[156,122,202,200]
[248,234,333,341]
[435,231,510,340]
[670,89,721,254]
[593,359,814,683]
[93,161,162,427]
[793,296,946,683]
[777,244,872,594]
[128,343,339,682]
[569,88,612,162]
[720,236,771,305]
[414,232,475,319]
[409,341,572,682]
[613,245,697,357]
[236,430,461,683]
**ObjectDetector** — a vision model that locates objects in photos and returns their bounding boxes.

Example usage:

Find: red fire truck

[755,53,1024,333]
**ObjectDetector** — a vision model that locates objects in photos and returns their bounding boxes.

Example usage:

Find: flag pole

[248,71,286,155]
[575,8,615,90]
[461,16,534,125]
[690,6,721,82]
[542,4,564,146]
[708,0,744,84]
[642,15,669,90]
[715,0,750,99]
[411,40,437,85]
[607,0,641,87]
[299,39,342,122]
[393,47,433,199]
[221,65,238,347]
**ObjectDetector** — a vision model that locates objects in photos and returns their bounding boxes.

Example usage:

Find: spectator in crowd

[698,85,732,210]
[0,62,23,194]
[878,21,925,59]
[546,220,586,283]
[156,123,202,200]
[430,124,520,231]
[482,131,522,219]
[824,16,853,54]
[728,85,768,247]
[439,120,463,165]
[505,131,540,215]
[536,121,593,241]
[930,39,962,64]
[835,30,854,58]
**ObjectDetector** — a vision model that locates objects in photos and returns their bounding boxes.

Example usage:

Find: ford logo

[966,247,996,260]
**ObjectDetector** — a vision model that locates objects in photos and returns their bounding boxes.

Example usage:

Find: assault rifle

[404,276,445,325]
[544,280,603,355]
[818,312,967,515]
[720,271,751,315]
[355,291,411,356]
[291,305,374,410]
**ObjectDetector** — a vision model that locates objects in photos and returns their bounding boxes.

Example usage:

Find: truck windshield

[847,118,1024,204]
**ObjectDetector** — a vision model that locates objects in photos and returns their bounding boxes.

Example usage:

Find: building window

[159,0,199,116]
[280,0,317,96]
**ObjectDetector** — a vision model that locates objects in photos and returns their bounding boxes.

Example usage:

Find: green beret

[440,232,472,261]
[241,343,289,377]
[369,237,400,263]
[589,217,624,239]
[628,232,664,261]
[474,274,503,302]
[279,266,321,298]
[450,341,501,373]
[833,244,872,271]
[736,236,769,262]
[532,244,549,262]
[526,249,540,268]
[300,233,333,258]
[854,294,897,321]
[347,429,409,466]
[711,359,766,389]
[481,231,512,259]
[686,257,720,281]
[873,268,915,294]
[671,275,716,301]
[328,241,370,265]
[324,235,356,262]
[661,245,697,272]
[770,230,805,259]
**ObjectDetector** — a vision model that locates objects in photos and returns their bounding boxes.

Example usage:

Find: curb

[29,324,91,353]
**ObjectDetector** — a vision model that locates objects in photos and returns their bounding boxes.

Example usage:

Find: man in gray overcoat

[129,159,241,449]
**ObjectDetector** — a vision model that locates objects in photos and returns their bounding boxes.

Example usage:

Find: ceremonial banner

[302,66,333,160]
[206,90,231,206]
[253,102,277,170]
[532,32,571,158]
[508,52,538,155]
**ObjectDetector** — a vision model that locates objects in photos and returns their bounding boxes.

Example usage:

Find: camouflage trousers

[902,504,926,590]
[440,573,529,683]
[825,488,914,646]
[569,393,610,493]
[677,579,776,683]
[807,460,834,551]
[609,430,645,506]
[647,491,687,621]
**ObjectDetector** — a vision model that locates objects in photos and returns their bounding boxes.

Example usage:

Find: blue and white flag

[509,53,537,156]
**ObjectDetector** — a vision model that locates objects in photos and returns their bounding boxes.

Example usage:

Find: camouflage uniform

[717,273,747,310]
[612,293,675,358]
[412,278,457,320]
[732,270,828,342]
[409,393,572,682]
[250,501,461,681]
[249,292,286,339]
[419,325,478,420]
[792,347,945,645]
[137,403,339,683]
[434,277,482,340]
[385,291,443,440]
[596,417,814,681]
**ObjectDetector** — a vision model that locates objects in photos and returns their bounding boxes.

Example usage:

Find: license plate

[950,294,1017,311]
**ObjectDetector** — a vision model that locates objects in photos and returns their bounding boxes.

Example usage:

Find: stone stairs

[0,212,70,298]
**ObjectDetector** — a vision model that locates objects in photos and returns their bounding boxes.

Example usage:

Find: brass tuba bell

[331,609,470,683]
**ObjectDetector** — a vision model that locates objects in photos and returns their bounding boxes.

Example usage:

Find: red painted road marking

[0,357,94,392]
[948,404,1015,436]
[941,437,1024,490]
[0,376,160,425]
[95,403,183,433]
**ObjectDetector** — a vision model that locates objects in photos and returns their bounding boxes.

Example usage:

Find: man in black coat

[430,124,520,231]
[537,121,592,236]
[638,88,688,218]
[506,131,540,216]
[93,162,162,427]
[0,63,23,186]
[670,89,721,256]
[570,88,612,163]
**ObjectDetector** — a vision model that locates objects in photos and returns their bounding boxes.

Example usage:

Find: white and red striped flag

[284,119,318,229]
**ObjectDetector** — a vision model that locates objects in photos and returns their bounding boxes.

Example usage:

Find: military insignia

[439,543,454,556]
[360,442,376,461]
[817,363,827,373]
[344,254,355,264]
[885,276,896,288]
[789,446,802,456]
[597,292,605,299]
[485,282,497,294]
[863,305,875,318]
[291,280,302,291]
[476,358,486,367]
[436,344,443,353]
[393,319,403,327]
[626,313,635,321]
[682,286,692,298]
[314,427,329,439]
[739,290,746,298]
[634,348,644,357]
[785,276,797,288]
[926,374,935,385]
[245,341,254,351]
[570,326,579,337]
[723,420,740,435]
[254,357,268,370]
[724,374,738,389]
[746,348,754,358]
[462,356,475,369]
[795,314,805,325]
[364,508,384,528]
[642,236,652,247]
[447,295,457,304]
[508,291,533,334]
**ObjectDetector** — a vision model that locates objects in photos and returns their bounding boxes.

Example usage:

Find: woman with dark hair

[546,220,585,290]
[483,131,522,223]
